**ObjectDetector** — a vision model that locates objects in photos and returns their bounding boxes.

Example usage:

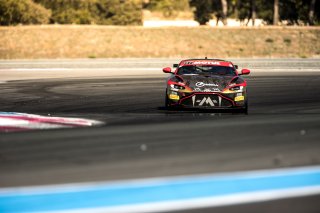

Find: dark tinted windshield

[177,66,236,76]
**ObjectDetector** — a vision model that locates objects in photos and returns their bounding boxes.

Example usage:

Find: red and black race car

[163,58,250,113]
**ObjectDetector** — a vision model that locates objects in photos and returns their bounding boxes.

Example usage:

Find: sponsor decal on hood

[180,75,234,92]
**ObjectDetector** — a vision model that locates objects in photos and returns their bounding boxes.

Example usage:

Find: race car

[163,58,250,113]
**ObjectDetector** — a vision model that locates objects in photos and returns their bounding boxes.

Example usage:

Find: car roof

[179,58,234,67]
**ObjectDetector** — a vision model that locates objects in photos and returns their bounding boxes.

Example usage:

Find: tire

[165,90,179,110]
[165,90,171,109]
[233,99,248,114]
[240,100,248,114]
[165,95,169,108]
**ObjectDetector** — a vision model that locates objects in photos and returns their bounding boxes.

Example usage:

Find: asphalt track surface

[0,59,320,212]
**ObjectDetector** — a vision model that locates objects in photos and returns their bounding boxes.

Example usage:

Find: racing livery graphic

[163,58,250,112]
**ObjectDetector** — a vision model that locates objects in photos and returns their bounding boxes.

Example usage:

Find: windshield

[177,66,236,76]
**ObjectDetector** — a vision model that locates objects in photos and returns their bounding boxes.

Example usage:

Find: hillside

[0,26,319,59]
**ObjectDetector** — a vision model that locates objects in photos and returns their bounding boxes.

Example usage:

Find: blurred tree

[314,0,320,25]
[236,0,256,25]
[95,0,142,25]
[276,0,318,25]
[190,0,235,25]
[191,0,319,26]
[147,0,190,11]
[237,0,250,22]
[279,0,300,25]
[308,0,316,25]
[251,0,256,25]
[255,0,273,24]
[233,0,241,19]
[190,0,213,25]
[146,0,190,17]
[34,0,97,24]
[273,0,279,25]
[2,0,317,26]
[0,0,51,25]
[220,0,228,25]
[34,0,142,25]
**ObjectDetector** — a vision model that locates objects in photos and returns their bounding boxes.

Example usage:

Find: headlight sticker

[235,96,245,101]
[169,94,180,100]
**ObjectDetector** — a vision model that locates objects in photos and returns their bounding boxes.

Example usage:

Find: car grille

[180,94,233,108]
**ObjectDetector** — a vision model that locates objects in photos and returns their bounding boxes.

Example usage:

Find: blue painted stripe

[0,167,320,212]
[0,112,22,115]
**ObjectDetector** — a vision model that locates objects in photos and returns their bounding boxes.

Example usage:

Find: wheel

[165,94,169,108]
[234,99,248,114]
[165,90,171,109]
[240,100,248,114]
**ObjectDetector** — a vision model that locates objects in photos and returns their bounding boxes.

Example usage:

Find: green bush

[190,0,213,25]
[34,0,97,24]
[52,8,94,24]
[147,0,190,17]
[0,0,51,25]
[147,0,190,11]
[35,0,142,25]
[0,0,143,26]
[95,0,142,25]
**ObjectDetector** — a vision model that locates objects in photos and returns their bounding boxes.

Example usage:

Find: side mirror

[163,67,172,73]
[240,69,250,75]
[234,65,238,69]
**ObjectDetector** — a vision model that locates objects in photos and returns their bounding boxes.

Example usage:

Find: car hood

[180,74,235,92]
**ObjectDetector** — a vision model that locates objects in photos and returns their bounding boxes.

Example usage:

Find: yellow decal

[169,94,180,100]
[235,96,245,101]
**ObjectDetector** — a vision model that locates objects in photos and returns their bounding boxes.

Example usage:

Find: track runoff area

[0,58,320,212]
[1,166,320,213]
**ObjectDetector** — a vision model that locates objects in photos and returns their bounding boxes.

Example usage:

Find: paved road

[0,59,320,212]
[1,58,320,81]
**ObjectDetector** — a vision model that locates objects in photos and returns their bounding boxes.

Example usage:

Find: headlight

[170,84,185,90]
[229,86,241,91]
[223,84,245,94]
